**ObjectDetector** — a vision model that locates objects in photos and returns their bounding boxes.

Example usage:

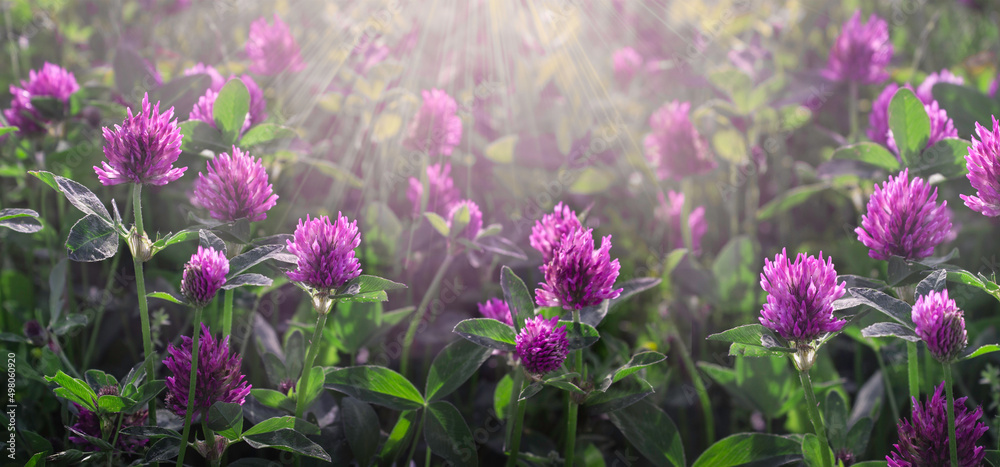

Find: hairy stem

[176,306,203,467]
[221,289,234,340]
[506,372,528,467]
[295,311,329,427]
[799,368,832,467]
[132,184,156,425]
[907,341,920,406]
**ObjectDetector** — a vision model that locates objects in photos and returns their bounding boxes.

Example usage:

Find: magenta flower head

[286,213,362,293]
[887,100,958,155]
[245,14,305,76]
[192,146,278,222]
[855,169,952,261]
[403,89,463,157]
[477,298,513,326]
[70,397,148,452]
[960,116,1000,217]
[180,246,229,307]
[446,199,483,242]
[515,315,569,375]
[94,93,186,186]
[655,191,707,253]
[536,228,623,310]
[4,62,79,133]
[759,249,847,346]
[612,46,643,87]
[529,202,582,264]
[644,100,716,180]
[912,289,968,363]
[822,10,892,84]
[189,76,267,134]
[406,163,460,217]
[916,69,964,105]
[183,63,226,92]
[868,83,912,146]
[163,324,252,420]
[887,382,988,467]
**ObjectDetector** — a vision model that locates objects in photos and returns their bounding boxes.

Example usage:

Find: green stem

[221,289,234,340]
[401,251,454,376]
[944,362,958,467]
[403,411,426,467]
[798,369,832,467]
[203,423,220,467]
[670,329,714,444]
[907,341,920,405]
[506,373,528,467]
[425,444,432,466]
[176,307,204,467]
[295,311,329,429]
[875,349,901,423]
[565,396,578,467]
[107,413,124,467]
[848,81,859,143]
[132,184,156,425]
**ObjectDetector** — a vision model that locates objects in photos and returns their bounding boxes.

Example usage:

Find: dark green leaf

[147,291,186,305]
[0,208,42,233]
[424,401,478,467]
[453,318,517,352]
[144,438,180,462]
[932,83,1000,138]
[606,277,661,310]
[214,78,250,144]
[586,374,655,414]
[341,397,380,465]
[861,322,920,342]
[295,366,325,411]
[120,426,182,440]
[84,370,118,390]
[66,214,119,262]
[824,391,848,449]
[378,410,419,467]
[848,288,913,329]
[757,184,830,220]
[911,138,971,179]
[915,269,947,298]
[342,275,407,295]
[501,266,534,332]
[243,429,331,462]
[179,120,227,153]
[831,142,901,172]
[578,300,611,328]
[847,417,874,456]
[229,244,283,277]
[207,402,243,441]
[31,96,65,120]
[887,256,931,287]
[50,314,87,336]
[425,339,493,402]
[329,301,381,354]
[221,273,272,289]
[706,324,793,352]
[964,344,1000,360]
[692,433,802,467]
[324,366,424,411]
[711,235,760,315]
[30,172,111,221]
[599,351,667,391]
[608,399,685,467]
[124,380,165,412]
[242,416,297,437]
[889,87,930,166]
[518,382,543,401]
[561,320,600,350]
[239,123,297,148]
[801,433,835,467]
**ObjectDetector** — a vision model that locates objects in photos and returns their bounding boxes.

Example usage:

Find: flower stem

[221,289,234,340]
[132,184,156,425]
[907,341,920,405]
[565,396,578,467]
[401,251,454,377]
[176,306,204,467]
[944,362,958,467]
[203,422,220,467]
[295,311,329,428]
[848,81,859,143]
[669,328,714,444]
[403,411,426,467]
[506,373,528,467]
[798,368,832,467]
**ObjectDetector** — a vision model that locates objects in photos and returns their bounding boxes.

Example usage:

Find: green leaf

[692,433,802,467]
[207,402,243,441]
[0,127,16,137]
[606,277,662,311]
[378,410,419,466]
[586,374,655,414]
[848,288,913,329]
[824,391,848,449]
[889,87,930,166]
[229,244,283,277]
[239,123,296,148]
[214,78,250,144]
[120,426,182,440]
[599,351,667,390]
[964,344,1000,360]
[931,83,1000,138]
[24,452,44,467]
[84,370,118,390]
[45,371,97,411]
[493,374,513,421]
[221,273,272,290]
[424,401,478,467]
[124,380,165,412]
[299,157,363,187]
[757,184,830,220]
[448,204,471,239]
[910,138,971,178]
[500,266,533,332]
[243,429,332,462]
[0,208,42,233]
[608,399,685,467]
[96,395,131,413]
[324,366,425,411]
[518,382,544,401]
[484,134,517,163]
[294,366,325,411]
[568,167,613,194]
[424,212,450,237]
[250,388,295,412]
[329,301,381,354]
[887,255,932,287]
[706,324,793,352]
[65,214,119,262]
[831,142,902,172]
[916,269,947,298]
[148,74,210,118]
[578,300,611,328]
[342,275,407,295]
[242,416,297,437]
[861,322,920,342]
[711,235,760,315]
[847,417,874,456]
[179,120,227,153]
[341,397,380,465]
[29,171,111,221]
[151,229,198,250]
[147,291,187,305]
[801,433,835,467]
[561,320,600,350]
[144,438,180,462]
[453,318,517,352]
[425,339,493,402]
[50,314,88,336]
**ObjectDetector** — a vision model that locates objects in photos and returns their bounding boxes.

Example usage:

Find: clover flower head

[644,100,716,180]
[887,381,988,467]
[286,213,362,291]
[163,324,252,420]
[192,146,278,222]
[960,116,1000,217]
[536,228,622,310]
[758,249,847,343]
[912,289,968,363]
[94,93,186,186]
[822,10,892,84]
[855,169,952,261]
[515,315,569,375]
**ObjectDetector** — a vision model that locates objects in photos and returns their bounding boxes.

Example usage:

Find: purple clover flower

[94,93,186,186]
[163,324,251,420]
[246,14,305,76]
[644,100,716,180]
[887,382,988,467]
[183,63,226,92]
[855,169,952,261]
[655,191,707,253]
[515,315,569,375]
[192,146,278,222]
[887,99,958,155]
[286,213,362,292]
[536,228,623,310]
[446,199,482,242]
[3,62,79,134]
[960,116,1000,217]
[477,298,513,326]
[822,10,892,84]
[612,47,643,87]
[403,89,463,157]
[916,69,964,105]
[758,249,847,343]
[868,83,912,146]
[912,289,968,363]
[188,75,267,134]
[406,163,460,217]
[180,246,229,307]
[69,399,148,452]
[529,202,582,264]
